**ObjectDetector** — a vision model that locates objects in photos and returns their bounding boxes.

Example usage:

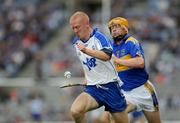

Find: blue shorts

[84,82,127,113]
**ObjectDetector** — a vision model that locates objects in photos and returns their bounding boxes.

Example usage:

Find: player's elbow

[101,55,111,61]
[98,53,111,61]
[138,58,145,68]
[139,62,144,68]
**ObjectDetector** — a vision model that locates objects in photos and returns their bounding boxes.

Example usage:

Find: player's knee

[70,107,83,119]
[99,117,110,123]
[99,112,111,123]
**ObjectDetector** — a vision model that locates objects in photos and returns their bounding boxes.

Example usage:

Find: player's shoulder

[93,28,109,42]
[94,29,105,37]
[125,36,139,44]
[72,36,79,45]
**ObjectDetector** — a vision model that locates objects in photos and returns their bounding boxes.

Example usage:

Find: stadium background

[0,0,179,122]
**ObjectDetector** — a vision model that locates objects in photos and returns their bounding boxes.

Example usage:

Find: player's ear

[122,25,128,34]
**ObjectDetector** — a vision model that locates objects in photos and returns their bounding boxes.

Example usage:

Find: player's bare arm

[113,55,144,68]
[76,43,110,61]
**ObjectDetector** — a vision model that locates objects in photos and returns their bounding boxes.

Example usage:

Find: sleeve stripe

[94,31,111,48]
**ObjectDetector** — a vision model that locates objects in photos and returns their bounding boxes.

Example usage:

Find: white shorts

[122,81,159,112]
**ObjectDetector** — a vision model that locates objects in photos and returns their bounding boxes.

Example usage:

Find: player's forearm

[84,48,110,61]
[115,57,144,68]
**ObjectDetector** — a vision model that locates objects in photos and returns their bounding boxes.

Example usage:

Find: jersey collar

[113,34,131,46]
[81,28,98,43]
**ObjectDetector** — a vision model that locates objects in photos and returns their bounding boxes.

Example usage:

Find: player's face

[70,18,88,40]
[110,24,126,38]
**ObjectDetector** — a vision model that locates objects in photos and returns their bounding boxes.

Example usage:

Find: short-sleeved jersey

[73,28,121,85]
[112,34,149,91]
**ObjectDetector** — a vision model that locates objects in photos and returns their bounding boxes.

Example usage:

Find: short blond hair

[69,11,89,24]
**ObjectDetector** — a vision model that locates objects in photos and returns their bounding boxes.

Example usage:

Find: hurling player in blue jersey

[100,17,161,123]
[69,11,129,123]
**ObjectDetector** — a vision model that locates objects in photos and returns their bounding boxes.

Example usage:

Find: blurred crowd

[0,0,65,77]
[0,0,179,82]
[0,0,179,122]
[98,0,180,85]
[45,0,180,84]
[0,86,180,122]
[0,87,82,122]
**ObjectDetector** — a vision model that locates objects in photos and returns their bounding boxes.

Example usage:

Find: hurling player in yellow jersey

[100,17,161,123]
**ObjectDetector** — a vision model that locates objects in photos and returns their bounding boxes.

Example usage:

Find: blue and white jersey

[73,28,121,85]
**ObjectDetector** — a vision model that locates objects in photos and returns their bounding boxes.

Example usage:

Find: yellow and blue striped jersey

[112,34,149,91]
